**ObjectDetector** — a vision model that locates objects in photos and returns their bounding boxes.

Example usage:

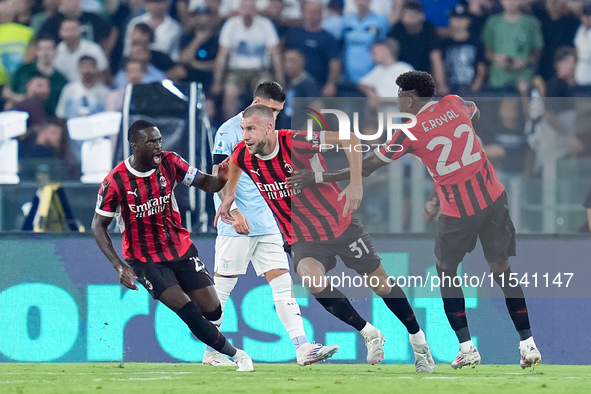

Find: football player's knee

[202,304,222,322]
[487,260,509,273]
[269,273,294,302]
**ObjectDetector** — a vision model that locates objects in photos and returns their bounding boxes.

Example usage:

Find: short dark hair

[128,120,157,143]
[78,55,97,65]
[133,22,155,44]
[253,81,286,103]
[243,104,274,120]
[36,34,56,46]
[396,71,436,99]
[554,46,576,64]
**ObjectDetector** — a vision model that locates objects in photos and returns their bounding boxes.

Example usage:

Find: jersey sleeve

[290,129,327,154]
[166,151,200,186]
[95,177,119,217]
[374,128,415,163]
[213,127,237,158]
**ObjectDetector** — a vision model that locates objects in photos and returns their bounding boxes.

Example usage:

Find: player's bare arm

[212,160,251,235]
[91,213,138,291]
[287,152,389,190]
[323,131,363,216]
[192,158,230,193]
[214,159,242,227]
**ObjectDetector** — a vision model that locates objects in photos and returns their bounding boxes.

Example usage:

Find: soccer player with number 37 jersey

[292,71,542,369]
[216,104,436,372]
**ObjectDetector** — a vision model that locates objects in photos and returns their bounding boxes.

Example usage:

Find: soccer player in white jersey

[202,81,339,366]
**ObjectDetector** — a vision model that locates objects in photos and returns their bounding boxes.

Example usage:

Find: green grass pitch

[1,363,590,393]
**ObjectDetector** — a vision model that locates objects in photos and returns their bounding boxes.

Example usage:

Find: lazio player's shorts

[215,233,290,276]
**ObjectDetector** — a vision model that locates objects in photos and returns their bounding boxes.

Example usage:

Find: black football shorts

[291,219,382,275]
[129,248,214,299]
[435,191,516,266]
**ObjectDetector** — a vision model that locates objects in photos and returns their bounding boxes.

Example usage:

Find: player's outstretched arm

[214,159,242,227]
[324,131,363,216]
[91,213,138,290]
[192,158,230,193]
[287,152,389,190]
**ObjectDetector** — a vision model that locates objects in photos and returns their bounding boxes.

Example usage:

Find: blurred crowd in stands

[1,0,591,183]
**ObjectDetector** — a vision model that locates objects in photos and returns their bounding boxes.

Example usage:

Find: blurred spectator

[212,0,283,120]
[128,22,186,82]
[0,2,34,88]
[179,7,220,92]
[38,0,115,57]
[565,0,585,17]
[176,0,223,30]
[431,3,487,96]
[30,0,61,32]
[481,0,544,91]
[215,0,301,21]
[113,42,166,89]
[54,18,109,82]
[533,0,580,81]
[344,0,393,21]
[16,0,36,26]
[340,0,389,83]
[264,0,290,38]
[388,0,437,73]
[277,49,320,128]
[574,1,591,84]
[357,39,413,112]
[322,0,345,40]
[581,185,591,232]
[55,55,109,120]
[106,59,147,112]
[419,0,458,29]
[106,0,146,76]
[18,119,80,180]
[124,0,183,61]
[284,1,342,97]
[529,47,581,170]
[481,98,532,176]
[467,0,495,38]
[5,36,68,117]
[11,75,51,128]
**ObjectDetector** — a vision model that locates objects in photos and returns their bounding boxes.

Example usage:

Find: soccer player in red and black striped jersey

[91,120,253,371]
[215,105,436,372]
[291,71,541,369]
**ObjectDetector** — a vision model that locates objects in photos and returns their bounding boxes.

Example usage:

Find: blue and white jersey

[341,12,389,83]
[213,113,281,237]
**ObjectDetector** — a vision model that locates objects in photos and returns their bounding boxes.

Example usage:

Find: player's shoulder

[216,114,242,140]
[162,151,183,162]
[233,140,247,156]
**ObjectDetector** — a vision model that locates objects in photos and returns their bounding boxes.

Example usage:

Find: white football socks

[269,273,308,346]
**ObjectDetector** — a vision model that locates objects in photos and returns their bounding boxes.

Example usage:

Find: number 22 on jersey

[426,124,482,176]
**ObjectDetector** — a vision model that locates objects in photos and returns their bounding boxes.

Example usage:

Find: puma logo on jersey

[127,189,138,197]
[250,169,261,176]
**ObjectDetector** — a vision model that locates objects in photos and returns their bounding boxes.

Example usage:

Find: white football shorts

[214,233,290,276]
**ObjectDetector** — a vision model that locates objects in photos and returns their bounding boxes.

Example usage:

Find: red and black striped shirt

[376,95,505,218]
[95,151,200,262]
[232,129,351,245]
